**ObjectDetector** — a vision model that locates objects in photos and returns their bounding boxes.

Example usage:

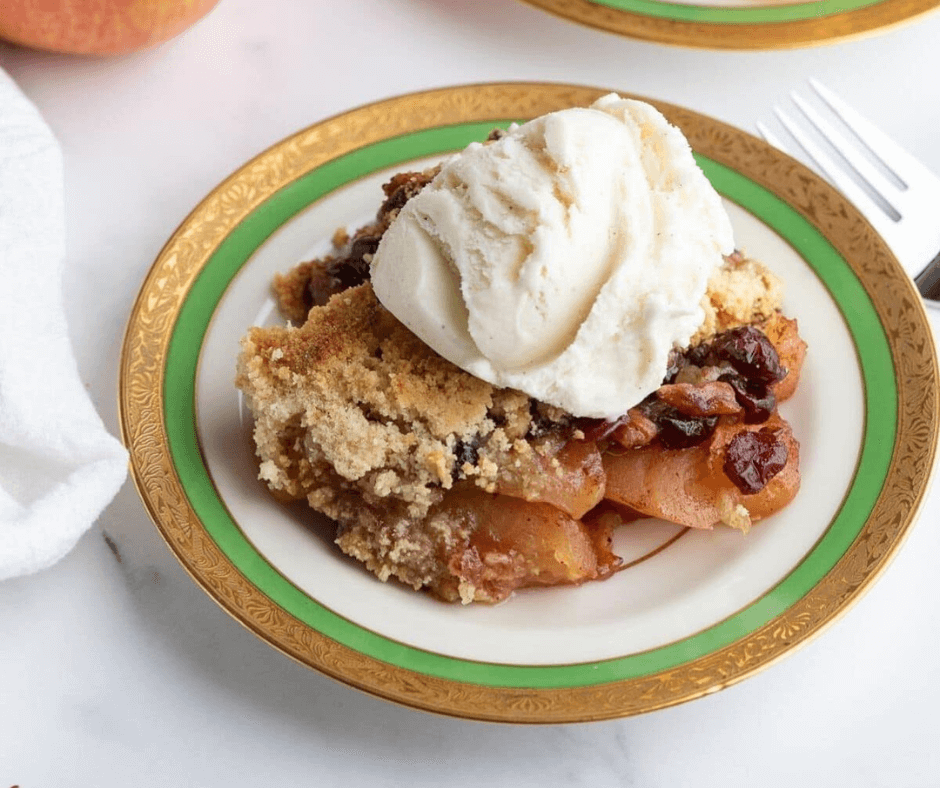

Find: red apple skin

[0,0,220,55]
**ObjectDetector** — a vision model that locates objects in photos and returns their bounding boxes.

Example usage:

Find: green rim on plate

[120,83,938,721]
[587,0,884,24]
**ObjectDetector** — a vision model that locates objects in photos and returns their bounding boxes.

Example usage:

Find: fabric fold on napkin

[0,69,128,580]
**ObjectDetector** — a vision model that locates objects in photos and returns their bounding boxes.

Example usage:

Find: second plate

[520,0,940,49]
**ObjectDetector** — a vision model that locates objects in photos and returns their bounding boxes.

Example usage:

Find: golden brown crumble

[693,251,784,345]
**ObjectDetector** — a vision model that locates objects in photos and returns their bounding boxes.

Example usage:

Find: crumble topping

[694,252,784,344]
[238,282,541,519]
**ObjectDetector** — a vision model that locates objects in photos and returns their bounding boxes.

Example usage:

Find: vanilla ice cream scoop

[370,94,734,419]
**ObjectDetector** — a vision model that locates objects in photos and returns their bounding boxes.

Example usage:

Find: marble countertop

[2,1,939,785]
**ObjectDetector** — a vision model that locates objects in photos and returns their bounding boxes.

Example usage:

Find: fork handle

[915,251,940,307]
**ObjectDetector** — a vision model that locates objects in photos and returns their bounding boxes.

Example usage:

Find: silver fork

[757,79,940,310]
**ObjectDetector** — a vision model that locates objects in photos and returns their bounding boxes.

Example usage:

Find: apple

[0,0,220,55]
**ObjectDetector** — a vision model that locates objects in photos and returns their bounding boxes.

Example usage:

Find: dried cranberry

[659,412,718,449]
[452,436,481,482]
[639,398,718,449]
[349,234,381,262]
[723,428,789,494]
[719,373,777,424]
[526,399,566,439]
[379,185,412,219]
[331,260,368,291]
[306,262,341,307]
[317,233,381,294]
[454,439,480,467]
[685,342,712,368]
[378,171,435,220]
[709,326,785,385]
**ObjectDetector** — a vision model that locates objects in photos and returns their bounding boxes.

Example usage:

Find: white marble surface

[2,1,940,785]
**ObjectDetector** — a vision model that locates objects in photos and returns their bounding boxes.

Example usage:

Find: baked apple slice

[441,488,619,602]
[493,435,606,519]
[602,413,800,532]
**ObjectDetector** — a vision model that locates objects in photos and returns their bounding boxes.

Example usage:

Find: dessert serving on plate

[237,94,806,604]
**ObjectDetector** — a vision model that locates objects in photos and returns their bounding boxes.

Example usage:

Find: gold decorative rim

[519,0,940,49]
[119,82,939,723]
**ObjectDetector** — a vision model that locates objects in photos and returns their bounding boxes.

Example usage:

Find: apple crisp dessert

[236,170,806,604]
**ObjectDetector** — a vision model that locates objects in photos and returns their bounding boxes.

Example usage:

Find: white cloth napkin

[0,69,128,580]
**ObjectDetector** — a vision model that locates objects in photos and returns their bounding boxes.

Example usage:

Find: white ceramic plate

[121,83,938,722]
[519,0,940,50]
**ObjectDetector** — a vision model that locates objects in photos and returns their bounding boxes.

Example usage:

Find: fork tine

[755,121,788,151]
[772,107,899,240]
[809,78,936,190]
[790,92,904,215]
